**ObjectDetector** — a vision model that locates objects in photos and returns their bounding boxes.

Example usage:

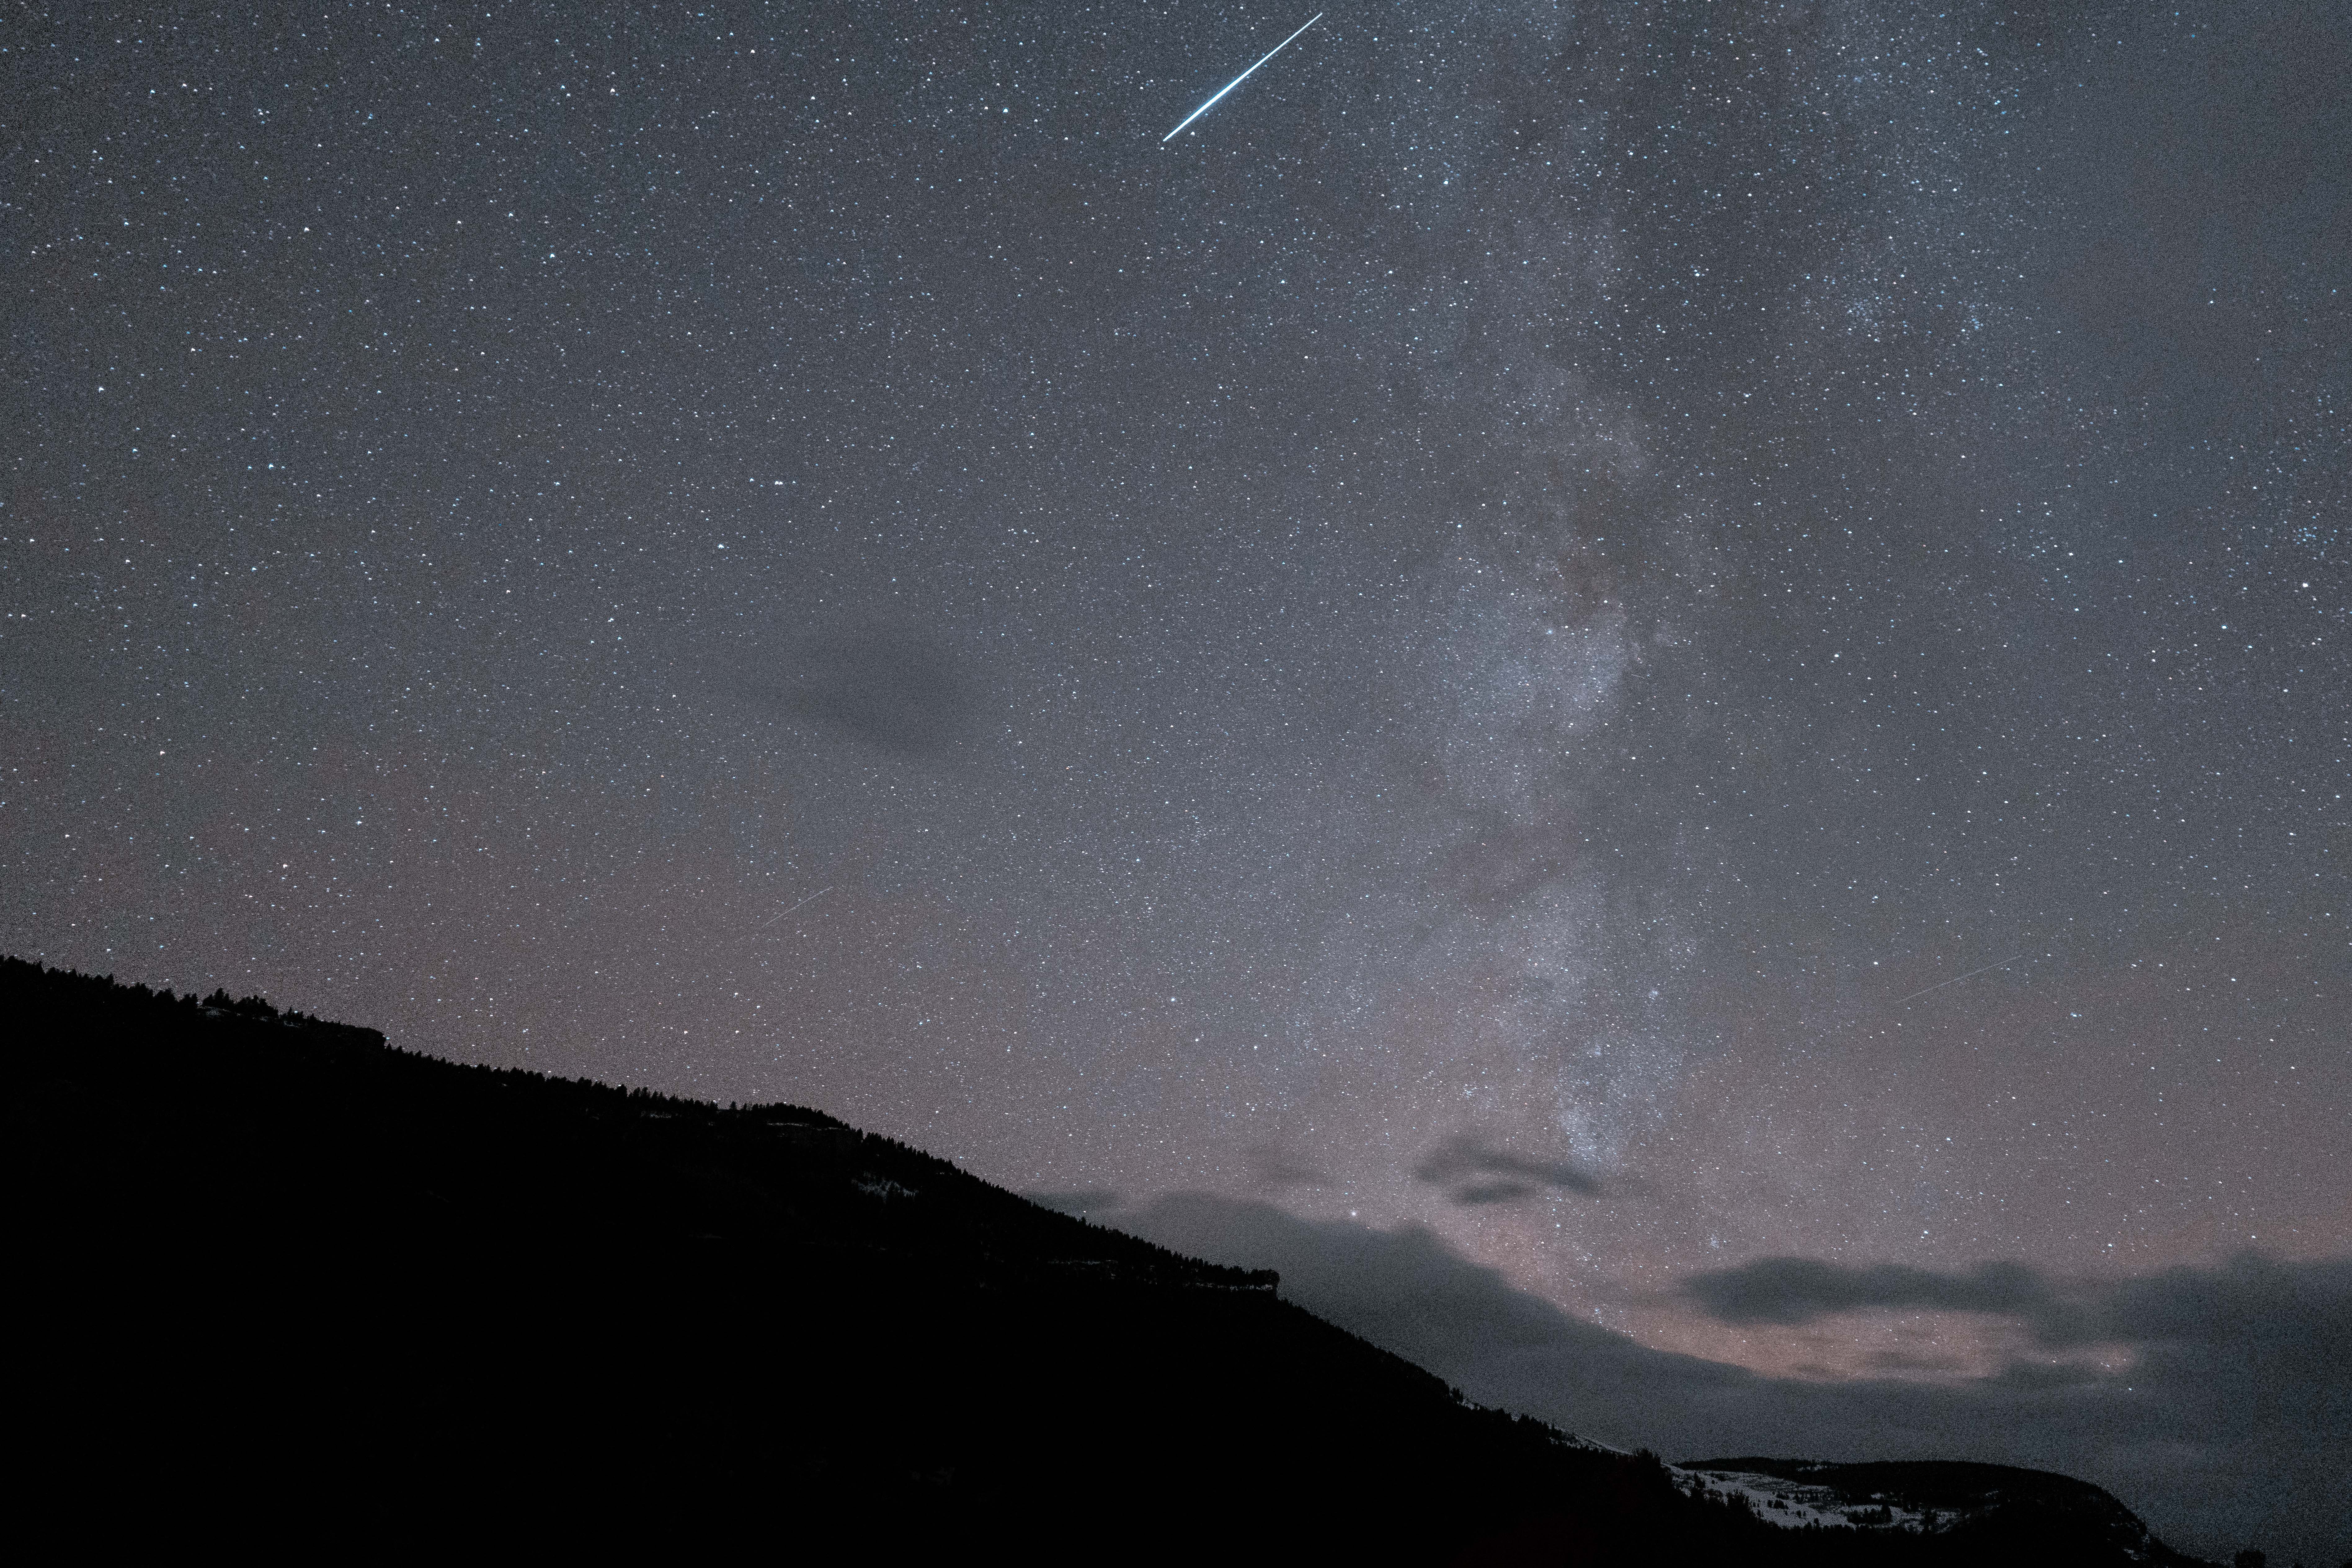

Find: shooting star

[1893,952,2030,1005]
[1163,12,1324,143]
[756,886,836,931]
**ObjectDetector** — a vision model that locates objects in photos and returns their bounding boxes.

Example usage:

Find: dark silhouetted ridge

[8,957,2208,1564]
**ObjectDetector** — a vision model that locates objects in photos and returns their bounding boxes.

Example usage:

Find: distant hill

[7,956,2212,1563]
[1674,1458,2201,1561]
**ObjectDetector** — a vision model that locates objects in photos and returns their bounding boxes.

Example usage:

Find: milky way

[6,3,2345,1558]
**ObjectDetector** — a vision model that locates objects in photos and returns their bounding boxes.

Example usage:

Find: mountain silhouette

[9,956,2214,1564]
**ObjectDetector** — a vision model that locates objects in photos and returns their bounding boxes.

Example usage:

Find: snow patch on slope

[1671,1465,1932,1532]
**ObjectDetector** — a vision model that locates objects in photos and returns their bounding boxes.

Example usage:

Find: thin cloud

[1244,1144,1330,1190]
[1414,1131,1603,1202]
[1680,1258,2053,1326]
[1100,1195,2352,1566]
[767,624,975,755]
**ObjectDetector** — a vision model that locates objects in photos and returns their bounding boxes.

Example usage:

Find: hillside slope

[7,957,2207,1564]
[1674,1458,2193,1560]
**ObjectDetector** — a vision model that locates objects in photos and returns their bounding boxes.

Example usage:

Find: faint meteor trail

[1163,12,1324,143]
[1892,952,2030,1005]
[756,886,836,930]
[1783,945,2045,1052]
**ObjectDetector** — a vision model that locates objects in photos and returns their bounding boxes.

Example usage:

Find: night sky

[6,2,2346,1559]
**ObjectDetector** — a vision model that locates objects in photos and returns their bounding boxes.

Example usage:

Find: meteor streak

[756,886,837,930]
[1893,952,2030,1005]
[1163,12,1324,143]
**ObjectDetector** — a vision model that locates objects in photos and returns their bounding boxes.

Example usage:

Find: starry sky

[5,1,2346,1558]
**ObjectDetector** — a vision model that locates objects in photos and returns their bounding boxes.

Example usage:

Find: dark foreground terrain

[10,957,2209,1564]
